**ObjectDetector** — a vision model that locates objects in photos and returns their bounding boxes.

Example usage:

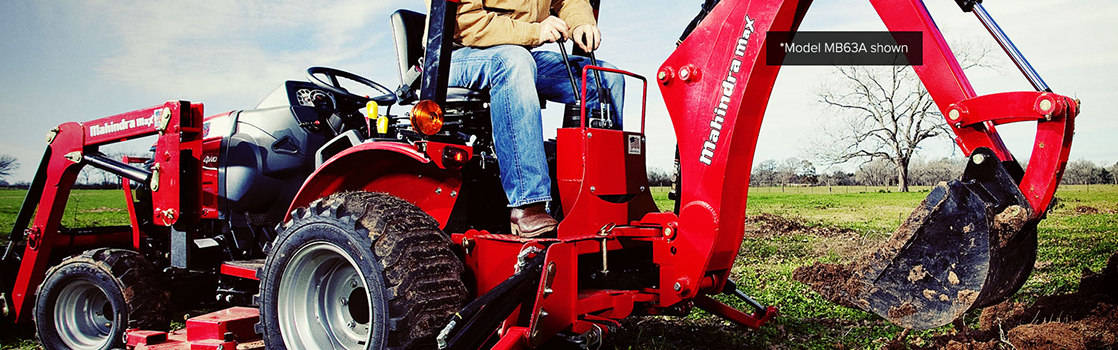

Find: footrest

[125,307,262,350]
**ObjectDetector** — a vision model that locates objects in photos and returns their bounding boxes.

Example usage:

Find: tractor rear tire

[34,248,168,350]
[259,191,466,350]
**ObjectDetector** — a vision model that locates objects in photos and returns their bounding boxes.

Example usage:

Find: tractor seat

[391,9,486,103]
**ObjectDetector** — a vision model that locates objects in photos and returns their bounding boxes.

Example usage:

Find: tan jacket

[427,0,596,48]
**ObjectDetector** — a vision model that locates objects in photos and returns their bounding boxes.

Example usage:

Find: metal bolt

[948,109,961,121]
[590,186,596,192]
[663,227,674,239]
[350,280,358,288]
[673,282,682,291]
[450,190,457,197]
[587,132,593,138]
[538,309,549,318]
[46,128,60,144]
[639,186,646,192]
[435,187,442,194]
[972,153,986,165]
[348,321,356,328]
[658,71,667,80]
[340,297,348,306]
[679,68,690,81]
[1039,99,1052,112]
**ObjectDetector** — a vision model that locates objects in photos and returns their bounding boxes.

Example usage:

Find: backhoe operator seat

[391,9,486,103]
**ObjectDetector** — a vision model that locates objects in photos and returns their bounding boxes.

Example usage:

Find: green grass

[618,184,1118,349]
[0,189,131,245]
[2,185,1116,349]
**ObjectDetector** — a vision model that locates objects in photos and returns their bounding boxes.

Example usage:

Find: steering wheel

[307,67,396,105]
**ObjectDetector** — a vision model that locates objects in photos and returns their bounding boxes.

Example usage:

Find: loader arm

[2,102,202,322]
[659,0,1075,328]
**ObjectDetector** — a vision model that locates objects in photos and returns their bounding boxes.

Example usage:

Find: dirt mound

[744,213,857,238]
[1073,205,1099,214]
[791,263,862,309]
[909,251,1118,350]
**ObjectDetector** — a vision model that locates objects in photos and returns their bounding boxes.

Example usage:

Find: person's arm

[455,0,542,47]
[552,0,595,31]
[552,0,599,51]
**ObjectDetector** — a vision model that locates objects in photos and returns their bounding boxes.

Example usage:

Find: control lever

[556,39,613,129]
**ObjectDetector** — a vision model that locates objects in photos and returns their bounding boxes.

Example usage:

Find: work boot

[510,203,558,238]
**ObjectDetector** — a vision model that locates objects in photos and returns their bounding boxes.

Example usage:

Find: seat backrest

[390,9,427,86]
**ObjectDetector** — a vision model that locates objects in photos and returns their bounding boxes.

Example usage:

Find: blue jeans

[449,45,625,207]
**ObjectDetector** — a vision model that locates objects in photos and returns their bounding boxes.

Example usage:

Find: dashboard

[256,81,338,111]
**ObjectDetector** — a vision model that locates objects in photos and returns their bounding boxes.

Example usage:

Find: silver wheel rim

[54,280,114,350]
[278,241,374,349]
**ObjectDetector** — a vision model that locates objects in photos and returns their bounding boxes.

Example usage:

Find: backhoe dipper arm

[5,102,202,323]
[655,0,812,305]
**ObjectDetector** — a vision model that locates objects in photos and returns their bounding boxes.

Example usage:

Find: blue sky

[1,0,1114,183]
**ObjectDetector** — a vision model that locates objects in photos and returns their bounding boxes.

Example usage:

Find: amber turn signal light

[410,100,444,135]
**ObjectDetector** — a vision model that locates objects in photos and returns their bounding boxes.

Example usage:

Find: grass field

[1,185,1115,349]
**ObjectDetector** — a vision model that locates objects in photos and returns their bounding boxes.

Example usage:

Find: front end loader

[0,0,1078,349]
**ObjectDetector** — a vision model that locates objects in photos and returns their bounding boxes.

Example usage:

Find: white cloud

[58,1,408,110]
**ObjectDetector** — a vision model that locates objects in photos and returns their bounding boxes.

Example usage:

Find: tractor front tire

[34,248,168,350]
[259,192,466,350]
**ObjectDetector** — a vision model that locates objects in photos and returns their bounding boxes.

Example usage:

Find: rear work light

[442,146,470,169]
[410,100,444,135]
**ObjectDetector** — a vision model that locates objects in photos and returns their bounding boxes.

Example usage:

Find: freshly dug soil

[901,250,1118,350]
[791,190,940,309]
[743,213,858,238]
[1073,205,1099,214]
[791,263,860,309]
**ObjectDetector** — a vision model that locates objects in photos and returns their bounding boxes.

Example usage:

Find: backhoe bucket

[800,148,1037,329]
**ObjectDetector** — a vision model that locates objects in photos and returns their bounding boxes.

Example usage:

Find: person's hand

[539,16,569,43]
[571,24,601,52]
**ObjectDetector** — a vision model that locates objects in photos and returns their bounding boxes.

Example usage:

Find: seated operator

[440,0,625,237]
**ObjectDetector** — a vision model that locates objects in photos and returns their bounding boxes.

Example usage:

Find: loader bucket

[798,148,1037,329]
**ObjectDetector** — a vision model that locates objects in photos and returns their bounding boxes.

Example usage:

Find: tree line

[646,158,1118,188]
[745,157,969,187]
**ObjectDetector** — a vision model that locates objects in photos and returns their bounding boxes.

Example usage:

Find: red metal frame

[121,155,150,250]
[9,102,203,322]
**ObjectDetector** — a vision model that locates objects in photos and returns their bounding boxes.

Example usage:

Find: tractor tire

[259,191,467,350]
[34,248,168,350]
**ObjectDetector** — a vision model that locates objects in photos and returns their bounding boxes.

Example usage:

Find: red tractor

[0,0,1078,349]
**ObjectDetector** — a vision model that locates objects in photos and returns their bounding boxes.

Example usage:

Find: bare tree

[855,158,896,187]
[814,43,992,192]
[909,157,965,186]
[751,160,778,186]
[1062,160,1106,185]
[647,168,673,187]
[0,154,18,180]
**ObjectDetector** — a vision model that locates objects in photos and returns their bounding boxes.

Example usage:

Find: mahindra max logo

[88,109,160,137]
[699,14,756,166]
